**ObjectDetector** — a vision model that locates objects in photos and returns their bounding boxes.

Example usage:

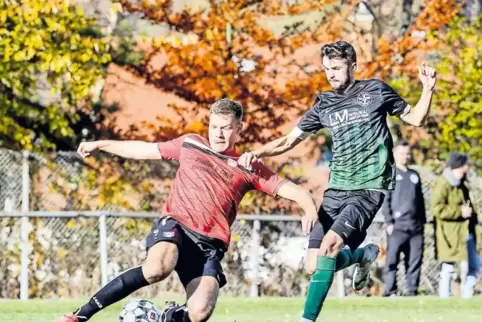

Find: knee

[187,301,214,322]
[141,262,172,284]
[142,243,177,283]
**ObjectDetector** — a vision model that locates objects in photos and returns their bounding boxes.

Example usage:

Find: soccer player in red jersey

[55,99,318,322]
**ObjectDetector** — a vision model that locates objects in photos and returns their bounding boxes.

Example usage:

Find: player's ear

[237,121,243,133]
[351,62,357,73]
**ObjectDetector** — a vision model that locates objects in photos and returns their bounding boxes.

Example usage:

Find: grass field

[1,296,482,322]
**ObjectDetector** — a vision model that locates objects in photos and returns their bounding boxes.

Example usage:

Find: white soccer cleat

[352,243,379,291]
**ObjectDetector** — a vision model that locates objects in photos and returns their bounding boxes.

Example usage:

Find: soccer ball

[119,299,162,322]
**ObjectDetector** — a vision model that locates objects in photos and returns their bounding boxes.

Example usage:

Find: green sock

[335,248,365,271]
[302,256,336,321]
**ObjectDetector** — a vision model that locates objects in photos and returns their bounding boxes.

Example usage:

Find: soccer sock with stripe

[73,266,149,321]
[301,256,335,321]
[335,248,365,271]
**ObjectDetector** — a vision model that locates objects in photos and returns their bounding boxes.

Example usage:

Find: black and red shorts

[146,216,227,288]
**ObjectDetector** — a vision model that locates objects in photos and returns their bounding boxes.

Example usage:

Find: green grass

[1,296,482,321]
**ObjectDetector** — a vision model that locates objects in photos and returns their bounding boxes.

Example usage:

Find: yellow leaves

[0,9,7,23]
[185,120,205,134]
[205,29,214,41]
[0,0,112,151]
[12,50,26,61]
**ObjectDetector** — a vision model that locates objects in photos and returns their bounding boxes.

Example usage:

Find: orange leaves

[373,0,462,79]
[259,0,341,16]
[118,0,207,33]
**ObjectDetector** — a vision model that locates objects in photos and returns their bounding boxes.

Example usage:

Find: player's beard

[333,75,354,93]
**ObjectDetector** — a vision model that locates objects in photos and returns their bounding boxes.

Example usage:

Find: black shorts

[308,189,385,251]
[145,217,227,288]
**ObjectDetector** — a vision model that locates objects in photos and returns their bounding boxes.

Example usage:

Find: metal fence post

[20,150,30,300]
[250,219,261,297]
[99,213,109,287]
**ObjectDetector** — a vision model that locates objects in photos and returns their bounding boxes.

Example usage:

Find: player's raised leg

[305,221,377,276]
[54,241,178,322]
[185,276,219,322]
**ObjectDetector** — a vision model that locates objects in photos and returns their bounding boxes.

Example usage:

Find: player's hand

[301,211,317,235]
[418,62,436,91]
[77,141,100,158]
[461,205,473,219]
[237,152,259,170]
[386,224,394,236]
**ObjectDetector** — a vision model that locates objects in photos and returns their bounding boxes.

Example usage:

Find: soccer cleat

[53,314,79,322]
[159,301,186,322]
[352,243,379,291]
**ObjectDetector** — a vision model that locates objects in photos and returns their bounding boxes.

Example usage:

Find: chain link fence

[0,148,481,299]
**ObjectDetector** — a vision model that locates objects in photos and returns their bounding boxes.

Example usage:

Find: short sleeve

[157,135,188,161]
[250,163,287,196]
[379,81,410,117]
[297,96,324,134]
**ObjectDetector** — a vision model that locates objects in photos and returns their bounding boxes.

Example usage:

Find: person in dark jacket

[382,140,426,296]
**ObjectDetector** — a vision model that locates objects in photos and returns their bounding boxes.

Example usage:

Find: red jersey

[157,134,286,245]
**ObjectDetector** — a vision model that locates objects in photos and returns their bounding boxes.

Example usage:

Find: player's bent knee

[142,242,178,283]
[187,302,215,322]
[186,276,218,322]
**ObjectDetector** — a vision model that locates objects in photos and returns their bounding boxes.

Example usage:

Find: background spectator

[383,140,426,296]
[432,152,480,298]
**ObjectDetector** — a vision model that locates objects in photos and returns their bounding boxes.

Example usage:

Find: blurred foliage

[389,15,482,174]
[117,0,356,146]
[0,0,111,151]
[428,15,482,173]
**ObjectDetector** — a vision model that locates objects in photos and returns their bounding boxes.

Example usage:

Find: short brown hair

[321,40,357,64]
[210,98,243,121]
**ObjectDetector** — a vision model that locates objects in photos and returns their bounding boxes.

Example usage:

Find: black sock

[73,266,149,321]
[182,310,191,322]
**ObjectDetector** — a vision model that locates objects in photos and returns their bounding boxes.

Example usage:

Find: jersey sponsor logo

[396,174,403,181]
[357,92,373,107]
[328,109,349,126]
[328,109,369,128]
[194,157,234,184]
[410,174,419,184]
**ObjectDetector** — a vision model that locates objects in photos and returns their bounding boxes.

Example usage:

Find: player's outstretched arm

[400,63,436,127]
[77,140,161,160]
[238,129,305,169]
[277,181,318,235]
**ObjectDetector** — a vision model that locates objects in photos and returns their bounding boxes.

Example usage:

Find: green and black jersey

[297,79,409,190]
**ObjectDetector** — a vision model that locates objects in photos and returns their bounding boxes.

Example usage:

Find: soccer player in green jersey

[238,41,436,321]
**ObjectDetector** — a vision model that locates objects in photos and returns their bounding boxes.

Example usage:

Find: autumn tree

[424,15,482,172]
[117,0,359,145]
[0,0,111,151]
